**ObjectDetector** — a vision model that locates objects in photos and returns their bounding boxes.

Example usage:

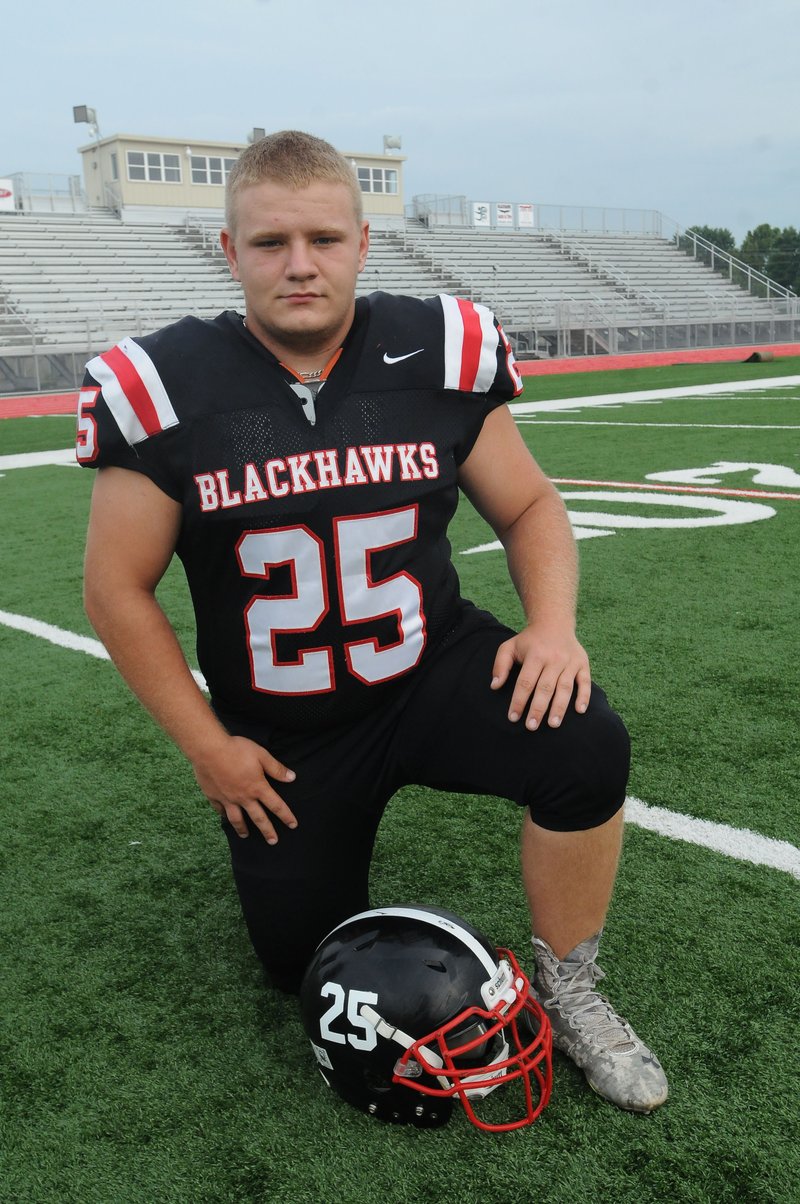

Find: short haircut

[225,130,363,231]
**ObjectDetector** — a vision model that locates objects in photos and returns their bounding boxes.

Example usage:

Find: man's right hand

[192,734,298,844]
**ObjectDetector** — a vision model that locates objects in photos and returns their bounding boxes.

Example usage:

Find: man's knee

[222,817,372,991]
[234,871,369,994]
[523,689,630,832]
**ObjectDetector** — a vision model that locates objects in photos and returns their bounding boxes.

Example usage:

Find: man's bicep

[85,466,182,595]
[458,405,555,537]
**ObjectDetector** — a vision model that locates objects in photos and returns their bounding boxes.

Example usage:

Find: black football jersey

[76,292,523,731]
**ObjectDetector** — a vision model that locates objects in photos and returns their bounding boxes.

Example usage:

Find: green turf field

[1,359,798,1203]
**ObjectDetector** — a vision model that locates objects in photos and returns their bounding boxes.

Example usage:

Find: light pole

[73,105,104,207]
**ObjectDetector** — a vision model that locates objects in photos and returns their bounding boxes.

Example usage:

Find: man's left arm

[458,404,591,731]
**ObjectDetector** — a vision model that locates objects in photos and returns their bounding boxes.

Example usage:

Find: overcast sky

[3,0,797,241]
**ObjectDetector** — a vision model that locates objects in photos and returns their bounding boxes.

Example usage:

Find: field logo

[463,462,797,553]
[559,491,775,541]
[646,461,800,488]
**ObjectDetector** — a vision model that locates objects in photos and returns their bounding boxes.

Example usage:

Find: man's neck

[243,311,355,378]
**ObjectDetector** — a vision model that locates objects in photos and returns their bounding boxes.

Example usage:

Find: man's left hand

[490,624,592,730]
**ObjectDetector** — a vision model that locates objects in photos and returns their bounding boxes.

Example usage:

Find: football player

[78,130,667,1115]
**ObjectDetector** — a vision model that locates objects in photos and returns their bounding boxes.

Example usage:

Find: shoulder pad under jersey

[359,291,522,399]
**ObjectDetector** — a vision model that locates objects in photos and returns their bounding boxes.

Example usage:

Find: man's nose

[285,240,317,278]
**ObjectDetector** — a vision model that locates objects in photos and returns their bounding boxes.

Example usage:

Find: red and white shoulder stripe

[439,294,522,396]
[86,337,179,445]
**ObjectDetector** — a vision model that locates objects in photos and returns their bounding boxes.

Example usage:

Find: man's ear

[220,228,240,280]
[358,222,370,273]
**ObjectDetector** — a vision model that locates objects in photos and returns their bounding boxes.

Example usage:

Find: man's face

[221,179,369,362]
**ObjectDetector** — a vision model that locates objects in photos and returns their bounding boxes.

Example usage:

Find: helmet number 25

[320,982,379,1050]
[236,506,425,695]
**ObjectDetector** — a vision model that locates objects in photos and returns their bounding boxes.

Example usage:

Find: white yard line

[549,478,800,501]
[510,374,800,415]
[625,796,800,880]
[1,607,796,880]
[516,420,800,430]
[0,448,77,470]
[0,608,207,691]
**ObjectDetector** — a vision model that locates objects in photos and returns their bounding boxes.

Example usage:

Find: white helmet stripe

[322,906,498,977]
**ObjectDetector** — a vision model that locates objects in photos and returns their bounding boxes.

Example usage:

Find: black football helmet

[299,905,552,1131]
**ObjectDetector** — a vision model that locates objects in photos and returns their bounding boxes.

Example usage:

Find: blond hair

[225,130,363,231]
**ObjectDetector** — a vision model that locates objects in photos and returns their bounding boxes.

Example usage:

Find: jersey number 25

[236,506,426,694]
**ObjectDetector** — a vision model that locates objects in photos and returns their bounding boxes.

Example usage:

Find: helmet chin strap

[359,1004,419,1053]
[360,1003,512,1100]
[359,1004,450,1088]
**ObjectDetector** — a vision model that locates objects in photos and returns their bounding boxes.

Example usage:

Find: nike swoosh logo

[383,349,424,364]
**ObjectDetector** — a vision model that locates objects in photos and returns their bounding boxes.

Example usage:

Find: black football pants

[220,608,630,992]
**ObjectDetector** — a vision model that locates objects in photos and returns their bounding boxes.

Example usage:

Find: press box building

[76,132,406,226]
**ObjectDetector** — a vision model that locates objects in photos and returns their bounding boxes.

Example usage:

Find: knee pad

[523,687,630,832]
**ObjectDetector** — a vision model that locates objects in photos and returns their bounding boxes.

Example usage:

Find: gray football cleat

[531,933,668,1114]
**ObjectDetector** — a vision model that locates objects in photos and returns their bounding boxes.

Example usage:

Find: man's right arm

[83,466,298,843]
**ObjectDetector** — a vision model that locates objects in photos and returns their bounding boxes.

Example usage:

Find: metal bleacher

[1,209,797,393]
[390,225,797,356]
[0,213,241,361]
[542,230,778,320]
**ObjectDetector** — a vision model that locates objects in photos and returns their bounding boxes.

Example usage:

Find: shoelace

[547,958,637,1053]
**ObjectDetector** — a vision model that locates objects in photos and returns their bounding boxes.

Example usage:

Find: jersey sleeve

[434,294,523,463]
[437,294,523,401]
[74,336,184,500]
